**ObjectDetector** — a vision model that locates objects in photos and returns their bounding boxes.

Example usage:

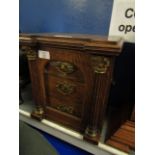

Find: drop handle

[56,81,75,95]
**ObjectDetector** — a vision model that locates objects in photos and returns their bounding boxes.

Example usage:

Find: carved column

[20,46,44,120]
[84,56,111,144]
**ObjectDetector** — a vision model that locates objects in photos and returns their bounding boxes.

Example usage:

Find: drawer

[46,97,82,118]
[44,60,85,83]
[44,106,83,132]
[44,74,85,103]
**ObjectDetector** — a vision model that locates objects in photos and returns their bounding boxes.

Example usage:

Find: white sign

[38,50,50,59]
[109,0,135,43]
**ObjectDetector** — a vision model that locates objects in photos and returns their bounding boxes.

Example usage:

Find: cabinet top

[19,33,124,55]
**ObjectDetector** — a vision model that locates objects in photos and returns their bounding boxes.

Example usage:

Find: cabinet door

[36,47,94,132]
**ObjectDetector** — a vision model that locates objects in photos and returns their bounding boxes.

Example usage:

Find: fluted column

[20,45,44,121]
[84,56,112,144]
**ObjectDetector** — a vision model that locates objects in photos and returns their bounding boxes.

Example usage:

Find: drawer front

[44,60,85,83]
[45,75,84,102]
[46,97,82,117]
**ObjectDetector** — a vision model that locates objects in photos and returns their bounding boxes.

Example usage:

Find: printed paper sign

[38,50,50,59]
[109,0,135,43]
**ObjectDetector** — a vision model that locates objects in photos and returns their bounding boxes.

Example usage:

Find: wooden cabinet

[19,33,123,144]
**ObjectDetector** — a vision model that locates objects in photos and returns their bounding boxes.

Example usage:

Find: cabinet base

[31,110,44,121]
[83,133,100,145]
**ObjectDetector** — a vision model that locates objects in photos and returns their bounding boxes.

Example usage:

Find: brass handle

[56,105,74,114]
[57,62,75,74]
[56,81,75,95]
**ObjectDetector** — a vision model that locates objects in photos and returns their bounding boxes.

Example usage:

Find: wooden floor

[106,120,135,153]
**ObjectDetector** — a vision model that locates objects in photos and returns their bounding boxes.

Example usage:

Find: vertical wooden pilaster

[21,45,44,121]
[84,56,113,144]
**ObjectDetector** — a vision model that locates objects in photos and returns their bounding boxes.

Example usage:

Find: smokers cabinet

[19,33,123,144]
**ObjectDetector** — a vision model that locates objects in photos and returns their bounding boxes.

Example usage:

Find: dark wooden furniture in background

[106,106,135,153]
[19,49,30,104]
[19,33,123,144]
[106,120,135,153]
[105,43,135,152]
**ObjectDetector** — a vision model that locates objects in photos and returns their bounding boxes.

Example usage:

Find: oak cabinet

[19,33,123,144]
